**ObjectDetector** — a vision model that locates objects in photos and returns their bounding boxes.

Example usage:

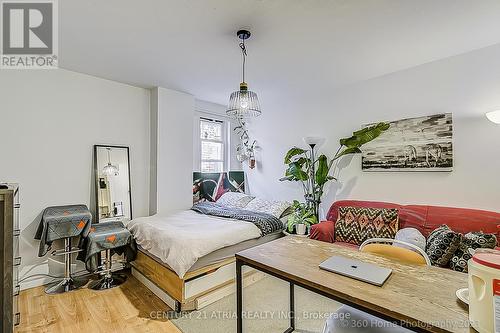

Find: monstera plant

[280,122,390,229]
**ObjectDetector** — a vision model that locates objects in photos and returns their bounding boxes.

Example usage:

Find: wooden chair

[359,238,430,266]
[323,241,430,332]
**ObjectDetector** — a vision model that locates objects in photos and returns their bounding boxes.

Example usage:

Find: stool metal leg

[89,249,127,290]
[45,238,89,294]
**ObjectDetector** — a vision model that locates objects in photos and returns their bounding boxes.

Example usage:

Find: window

[199,117,226,172]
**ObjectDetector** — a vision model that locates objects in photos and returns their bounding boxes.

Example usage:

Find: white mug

[296,224,307,235]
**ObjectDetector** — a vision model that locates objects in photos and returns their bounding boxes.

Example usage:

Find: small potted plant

[287,200,318,235]
[235,118,257,169]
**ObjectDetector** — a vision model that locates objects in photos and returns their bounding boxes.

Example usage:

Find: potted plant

[280,122,389,222]
[287,200,318,235]
[235,118,257,169]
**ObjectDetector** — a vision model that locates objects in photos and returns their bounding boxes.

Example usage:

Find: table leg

[236,259,243,333]
[283,282,295,333]
[290,282,295,330]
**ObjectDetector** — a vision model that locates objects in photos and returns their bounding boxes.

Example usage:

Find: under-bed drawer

[184,263,253,300]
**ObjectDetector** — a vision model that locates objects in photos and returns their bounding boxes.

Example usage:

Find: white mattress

[126,210,262,278]
[138,229,284,273]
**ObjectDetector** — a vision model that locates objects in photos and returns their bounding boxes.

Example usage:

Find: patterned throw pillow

[245,198,292,218]
[449,232,497,272]
[334,207,399,246]
[425,225,461,267]
[216,192,254,209]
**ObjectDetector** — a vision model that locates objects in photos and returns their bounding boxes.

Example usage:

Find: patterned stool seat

[35,204,92,257]
[78,221,136,290]
[34,204,92,294]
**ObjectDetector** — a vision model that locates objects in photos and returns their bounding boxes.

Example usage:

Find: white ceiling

[61,0,500,106]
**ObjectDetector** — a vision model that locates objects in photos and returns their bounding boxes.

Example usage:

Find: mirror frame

[93,144,133,223]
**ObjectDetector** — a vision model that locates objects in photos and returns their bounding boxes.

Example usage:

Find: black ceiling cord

[239,40,247,83]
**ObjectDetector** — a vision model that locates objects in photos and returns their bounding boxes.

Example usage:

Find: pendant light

[226,30,261,118]
[103,148,119,176]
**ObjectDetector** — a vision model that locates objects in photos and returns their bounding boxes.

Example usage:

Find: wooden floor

[15,274,182,333]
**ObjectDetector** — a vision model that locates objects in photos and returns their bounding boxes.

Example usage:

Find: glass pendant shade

[227,83,261,118]
[103,163,119,176]
[103,148,119,176]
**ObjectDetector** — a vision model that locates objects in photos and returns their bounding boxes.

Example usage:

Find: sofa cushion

[449,231,497,272]
[422,206,500,241]
[327,200,426,235]
[334,206,399,246]
[394,228,426,252]
[309,220,335,243]
[425,225,461,267]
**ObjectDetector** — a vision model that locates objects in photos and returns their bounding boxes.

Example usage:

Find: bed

[126,200,290,312]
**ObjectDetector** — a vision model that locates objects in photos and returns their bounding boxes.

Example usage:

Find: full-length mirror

[94,145,132,223]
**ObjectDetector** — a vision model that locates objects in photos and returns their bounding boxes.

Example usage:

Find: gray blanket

[34,204,92,257]
[191,202,283,236]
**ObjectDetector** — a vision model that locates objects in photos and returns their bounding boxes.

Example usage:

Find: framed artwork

[362,113,453,171]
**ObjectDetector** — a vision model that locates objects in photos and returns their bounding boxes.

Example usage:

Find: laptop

[319,256,392,286]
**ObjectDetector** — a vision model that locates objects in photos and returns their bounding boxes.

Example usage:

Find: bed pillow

[216,192,255,209]
[449,231,497,272]
[334,206,399,246]
[425,225,461,267]
[245,198,291,218]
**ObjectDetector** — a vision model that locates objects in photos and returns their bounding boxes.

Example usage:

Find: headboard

[193,171,245,204]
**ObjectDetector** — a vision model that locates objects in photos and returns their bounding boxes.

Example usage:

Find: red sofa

[310,200,500,247]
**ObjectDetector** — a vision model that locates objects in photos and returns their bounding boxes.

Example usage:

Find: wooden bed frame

[131,249,264,312]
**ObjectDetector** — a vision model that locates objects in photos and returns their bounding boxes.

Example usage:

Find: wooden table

[235,236,474,333]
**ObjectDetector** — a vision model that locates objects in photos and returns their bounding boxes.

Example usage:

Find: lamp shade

[303,136,326,148]
[227,89,261,118]
[486,110,500,124]
[103,163,119,176]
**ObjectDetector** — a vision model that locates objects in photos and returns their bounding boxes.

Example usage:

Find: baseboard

[20,276,57,291]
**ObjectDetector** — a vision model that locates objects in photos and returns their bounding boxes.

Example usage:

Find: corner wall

[150,87,194,215]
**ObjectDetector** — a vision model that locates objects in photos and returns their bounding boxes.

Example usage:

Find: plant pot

[248,157,256,169]
[296,223,307,235]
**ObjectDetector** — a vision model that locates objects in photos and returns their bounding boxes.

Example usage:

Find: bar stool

[89,247,127,290]
[45,237,89,294]
[79,221,134,290]
[34,205,92,294]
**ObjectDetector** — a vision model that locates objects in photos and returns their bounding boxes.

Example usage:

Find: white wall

[247,43,500,215]
[0,69,150,289]
[193,99,243,172]
[151,87,194,215]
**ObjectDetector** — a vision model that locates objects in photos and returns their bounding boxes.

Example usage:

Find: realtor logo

[1,0,58,69]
